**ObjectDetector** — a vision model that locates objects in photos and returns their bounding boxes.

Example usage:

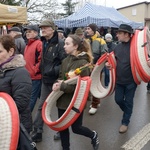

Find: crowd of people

[0,20,150,150]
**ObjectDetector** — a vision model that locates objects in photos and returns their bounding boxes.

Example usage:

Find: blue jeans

[33,82,52,133]
[30,80,42,112]
[115,82,137,126]
[104,66,109,86]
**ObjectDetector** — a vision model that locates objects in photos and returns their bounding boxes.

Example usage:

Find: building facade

[117,1,150,28]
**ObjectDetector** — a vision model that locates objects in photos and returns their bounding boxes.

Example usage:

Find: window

[132,8,136,16]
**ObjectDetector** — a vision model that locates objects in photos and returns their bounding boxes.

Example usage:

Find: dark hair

[0,35,16,53]
[68,34,93,63]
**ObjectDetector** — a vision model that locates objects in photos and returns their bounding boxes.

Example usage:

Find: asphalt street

[34,82,150,150]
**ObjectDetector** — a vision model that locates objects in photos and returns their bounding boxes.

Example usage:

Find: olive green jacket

[56,52,90,110]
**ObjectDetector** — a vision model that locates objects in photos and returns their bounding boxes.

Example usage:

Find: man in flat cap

[75,28,84,39]
[106,24,137,134]
[31,20,66,142]
[8,26,26,55]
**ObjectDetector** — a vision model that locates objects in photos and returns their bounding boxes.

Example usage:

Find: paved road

[34,82,150,150]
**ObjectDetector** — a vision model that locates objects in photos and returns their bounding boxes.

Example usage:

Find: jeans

[104,66,109,87]
[58,109,94,149]
[30,80,42,112]
[115,82,137,126]
[33,82,52,133]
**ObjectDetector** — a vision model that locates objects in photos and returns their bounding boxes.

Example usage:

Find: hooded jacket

[56,52,91,110]
[0,54,32,132]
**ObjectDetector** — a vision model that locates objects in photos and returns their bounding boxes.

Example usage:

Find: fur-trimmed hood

[1,54,26,69]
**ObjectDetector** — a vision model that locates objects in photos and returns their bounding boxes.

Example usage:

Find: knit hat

[87,23,97,34]
[75,28,83,35]
[39,20,55,30]
[105,33,113,40]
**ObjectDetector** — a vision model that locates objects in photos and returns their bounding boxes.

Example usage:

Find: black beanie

[87,23,97,34]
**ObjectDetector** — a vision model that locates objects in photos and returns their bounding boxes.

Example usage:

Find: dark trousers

[147,82,150,90]
[115,82,137,126]
[58,109,94,150]
[104,66,109,87]
[30,80,41,112]
[33,82,52,133]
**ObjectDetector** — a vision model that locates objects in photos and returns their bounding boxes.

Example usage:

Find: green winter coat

[56,52,91,110]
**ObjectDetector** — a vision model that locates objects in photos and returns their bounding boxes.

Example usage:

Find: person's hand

[147,58,150,67]
[52,80,63,91]
[105,62,112,70]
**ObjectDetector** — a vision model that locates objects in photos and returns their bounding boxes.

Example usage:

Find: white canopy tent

[55,3,143,29]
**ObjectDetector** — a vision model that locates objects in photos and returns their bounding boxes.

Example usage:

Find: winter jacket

[86,34,108,63]
[114,40,135,84]
[24,37,42,80]
[106,41,117,53]
[0,54,32,132]
[56,52,91,110]
[40,31,67,84]
[14,35,26,55]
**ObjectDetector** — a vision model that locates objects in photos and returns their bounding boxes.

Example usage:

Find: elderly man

[31,20,66,142]
[75,28,84,39]
[8,26,26,55]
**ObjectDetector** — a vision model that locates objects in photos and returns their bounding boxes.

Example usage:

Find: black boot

[32,133,42,142]
[53,132,60,140]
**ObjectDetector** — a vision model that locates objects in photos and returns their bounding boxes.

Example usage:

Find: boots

[31,132,42,142]
[53,132,60,140]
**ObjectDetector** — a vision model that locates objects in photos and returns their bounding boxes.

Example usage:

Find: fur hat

[87,23,97,34]
[117,24,133,34]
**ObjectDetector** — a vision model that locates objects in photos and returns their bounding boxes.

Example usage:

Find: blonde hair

[68,34,93,63]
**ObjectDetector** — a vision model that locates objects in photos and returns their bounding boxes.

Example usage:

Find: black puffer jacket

[0,54,32,132]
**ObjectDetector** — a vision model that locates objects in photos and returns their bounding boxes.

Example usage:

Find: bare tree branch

[25,0,59,23]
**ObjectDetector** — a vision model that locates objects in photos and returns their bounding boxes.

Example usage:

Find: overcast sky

[96,0,150,8]
[58,0,150,9]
